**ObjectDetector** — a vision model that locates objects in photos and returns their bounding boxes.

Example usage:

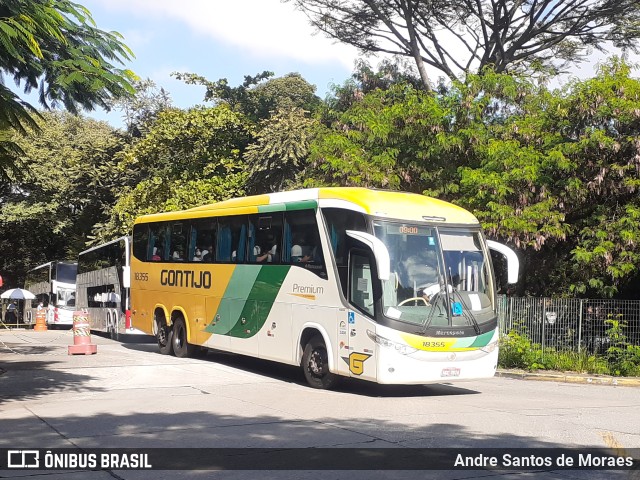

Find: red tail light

[54,308,59,322]
[125,309,132,329]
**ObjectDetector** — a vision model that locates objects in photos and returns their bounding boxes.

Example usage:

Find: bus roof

[28,260,77,272]
[134,187,479,225]
[78,235,130,256]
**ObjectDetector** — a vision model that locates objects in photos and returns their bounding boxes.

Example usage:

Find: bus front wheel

[156,320,173,355]
[302,336,338,389]
[173,318,196,358]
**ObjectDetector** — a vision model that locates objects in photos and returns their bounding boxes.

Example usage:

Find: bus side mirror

[487,240,519,284]
[346,230,390,281]
[123,266,131,288]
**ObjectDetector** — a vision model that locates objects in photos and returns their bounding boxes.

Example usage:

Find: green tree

[456,60,640,297]
[100,105,252,238]
[174,71,323,195]
[110,78,173,138]
[308,81,468,194]
[311,58,640,297]
[0,0,136,176]
[173,71,321,121]
[287,0,640,89]
[0,111,126,286]
[244,106,318,194]
[322,58,422,117]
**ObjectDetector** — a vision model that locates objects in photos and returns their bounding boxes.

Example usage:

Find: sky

[77,0,362,127]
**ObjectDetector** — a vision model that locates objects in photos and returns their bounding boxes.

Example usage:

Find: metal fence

[497,296,640,353]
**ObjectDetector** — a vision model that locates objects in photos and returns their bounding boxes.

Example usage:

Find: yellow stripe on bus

[317,188,478,224]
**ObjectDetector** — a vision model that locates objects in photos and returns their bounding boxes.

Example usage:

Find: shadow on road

[0,360,104,404]
[120,343,480,398]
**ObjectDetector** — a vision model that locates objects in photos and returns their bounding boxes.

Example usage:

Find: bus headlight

[367,330,417,355]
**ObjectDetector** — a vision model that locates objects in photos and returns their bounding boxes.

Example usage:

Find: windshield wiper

[452,289,481,335]
[419,291,444,334]
[418,274,448,334]
[449,267,481,335]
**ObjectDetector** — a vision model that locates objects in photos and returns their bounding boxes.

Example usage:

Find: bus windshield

[56,287,76,308]
[56,263,77,284]
[373,221,494,330]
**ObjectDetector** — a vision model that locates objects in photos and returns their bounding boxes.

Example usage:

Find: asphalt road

[0,329,639,479]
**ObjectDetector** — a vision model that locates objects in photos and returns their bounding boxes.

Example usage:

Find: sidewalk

[496,368,640,387]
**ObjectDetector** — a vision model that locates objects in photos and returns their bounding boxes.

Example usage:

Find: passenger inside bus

[291,234,314,263]
[291,244,312,263]
[151,246,162,261]
[255,234,278,262]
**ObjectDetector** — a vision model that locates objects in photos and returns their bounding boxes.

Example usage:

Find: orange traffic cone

[68,310,97,355]
[34,310,47,332]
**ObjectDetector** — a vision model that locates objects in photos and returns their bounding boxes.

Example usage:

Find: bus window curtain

[248,222,256,261]
[237,224,247,262]
[163,228,170,261]
[217,226,232,261]
[189,226,197,260]
[283,222,292,262]
[148,231,156,260]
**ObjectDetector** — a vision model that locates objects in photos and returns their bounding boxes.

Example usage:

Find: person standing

[6,301,17,324]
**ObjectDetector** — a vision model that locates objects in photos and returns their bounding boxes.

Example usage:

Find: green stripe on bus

[256,200,317,213]
[285,200,317,211]
[205,266,261,335]
[227,265,290,338]
[450,337,475,349]
[468,330,494,347]
[257,204,285,213]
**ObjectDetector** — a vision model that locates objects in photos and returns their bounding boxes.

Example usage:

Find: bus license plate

[441,367,460,378]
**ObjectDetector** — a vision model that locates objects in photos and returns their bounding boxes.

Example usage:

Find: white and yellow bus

[131,188,518,389]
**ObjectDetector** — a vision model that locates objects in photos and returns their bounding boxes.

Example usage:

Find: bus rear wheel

[172,318,196,358]
[302,335,338,389]
[156,319,173,355]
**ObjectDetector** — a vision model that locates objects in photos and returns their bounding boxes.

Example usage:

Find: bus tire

[156,319,173,355]
[302,335,338,390]
[172,318,196,358]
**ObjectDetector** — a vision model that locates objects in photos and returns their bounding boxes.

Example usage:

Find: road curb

[496,369,640,387]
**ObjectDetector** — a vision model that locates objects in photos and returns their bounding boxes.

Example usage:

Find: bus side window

[218,216,247,263]
[321,208,367,294]
[284,210,326,278]
[148,222,169,261]
[321,208,367,266]
[349,252,375,317]
[249,213,283,263]
[132,224,149,261]
[170,222,188,261]
[192,219,216,263]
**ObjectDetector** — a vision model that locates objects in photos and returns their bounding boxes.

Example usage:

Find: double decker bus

[24,261,77,328]
[76,236,144,339]
[130,188,518,389]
